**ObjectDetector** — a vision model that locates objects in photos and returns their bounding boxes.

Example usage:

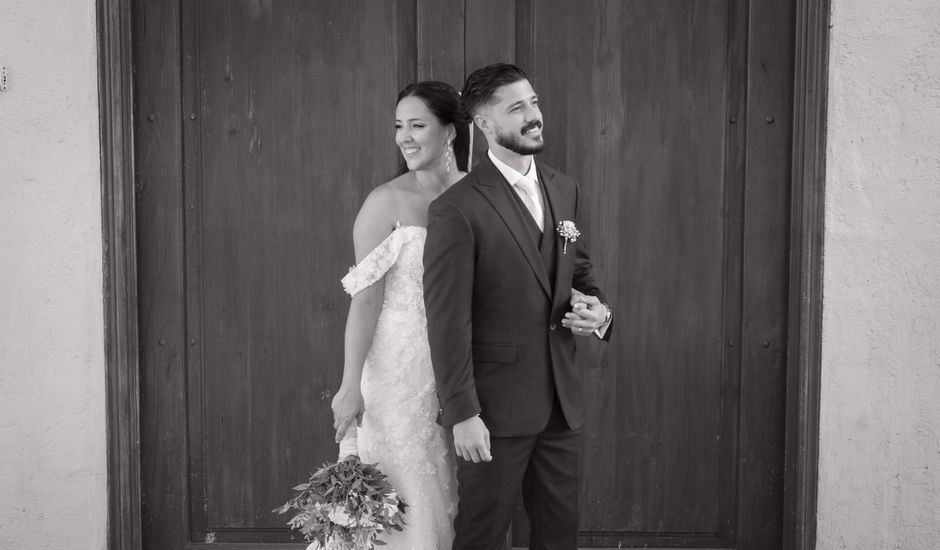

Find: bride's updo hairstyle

[397,81,472,172]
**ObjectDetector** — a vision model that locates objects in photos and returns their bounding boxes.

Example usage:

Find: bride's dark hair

[397,81,471,173]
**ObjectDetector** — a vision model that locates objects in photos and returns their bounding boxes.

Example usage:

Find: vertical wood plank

[134,0,188,547]
[416,0,465,85]
[717,0,751,541]
[464,0,515,169]
[465,0,514,70]
[397,0,418,90]
[180,0,207,539]
[514,0,535,74]
[99,0,141,548]
[783,0,830,548]
[738,0,797,546]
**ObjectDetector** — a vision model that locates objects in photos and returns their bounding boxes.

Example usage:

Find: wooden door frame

[98,0,141,549]
[98,1,830,548]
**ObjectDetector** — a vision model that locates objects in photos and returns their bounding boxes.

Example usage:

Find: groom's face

[478,79,544,156]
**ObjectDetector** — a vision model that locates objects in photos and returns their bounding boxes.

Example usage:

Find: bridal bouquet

[274,429,407,550]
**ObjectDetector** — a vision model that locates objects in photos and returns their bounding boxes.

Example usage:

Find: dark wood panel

[517,1,738,545]
[129,1,805,548]
[184,0,411,540]
[465,0,514,70]
[717,0,752,541]
[181,0,207,539]
[782,1,831,548]
[396,0,418,88]
[135,0,189,548]
[465,0,516,169]
[100,0,142,547]
[737,0,796,545]
[417,0,465,84]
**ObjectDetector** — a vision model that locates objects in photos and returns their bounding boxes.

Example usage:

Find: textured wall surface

[818,0,940,548]
[0,1,106,549]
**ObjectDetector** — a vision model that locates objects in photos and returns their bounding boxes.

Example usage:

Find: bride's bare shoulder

[358,173,412,218]
[351,173,414,256]
[377,171,416,195]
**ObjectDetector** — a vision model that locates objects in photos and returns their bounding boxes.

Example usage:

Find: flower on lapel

[556,220,581,254]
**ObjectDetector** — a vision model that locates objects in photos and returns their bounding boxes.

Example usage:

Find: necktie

[514,176,544,232]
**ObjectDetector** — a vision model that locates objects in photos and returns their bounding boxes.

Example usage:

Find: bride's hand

[331,384,364,443]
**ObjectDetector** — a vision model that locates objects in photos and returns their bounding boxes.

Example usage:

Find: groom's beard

[495,121,545,156]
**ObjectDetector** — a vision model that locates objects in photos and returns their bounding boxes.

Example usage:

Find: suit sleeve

[571,180,614,341]
[423,197,480,426]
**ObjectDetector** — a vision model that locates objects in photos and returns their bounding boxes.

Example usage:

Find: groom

[424,63,612,550]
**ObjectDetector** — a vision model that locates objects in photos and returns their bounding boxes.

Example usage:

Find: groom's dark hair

[461,63,528,116]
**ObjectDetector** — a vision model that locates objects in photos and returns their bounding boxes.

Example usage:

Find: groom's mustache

[521,121,542,135]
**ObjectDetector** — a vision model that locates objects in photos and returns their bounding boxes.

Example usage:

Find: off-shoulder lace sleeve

[341,229,406,297]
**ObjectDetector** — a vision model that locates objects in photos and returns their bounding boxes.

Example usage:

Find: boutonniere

[556,220,581,254]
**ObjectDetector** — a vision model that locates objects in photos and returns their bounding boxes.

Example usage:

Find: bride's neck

[415,166,460,195]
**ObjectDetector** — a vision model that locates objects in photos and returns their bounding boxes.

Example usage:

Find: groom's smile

[522,120,542,137]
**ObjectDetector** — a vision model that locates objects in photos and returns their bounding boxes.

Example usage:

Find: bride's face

[395,96,454,172]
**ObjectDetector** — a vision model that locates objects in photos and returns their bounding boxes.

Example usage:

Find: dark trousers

[452,401,581,550]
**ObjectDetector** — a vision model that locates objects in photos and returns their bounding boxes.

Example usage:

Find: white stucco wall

[0,1,107,549]
[818,0,940,548]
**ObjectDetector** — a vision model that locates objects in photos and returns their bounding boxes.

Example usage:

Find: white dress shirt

[488,149,544,231]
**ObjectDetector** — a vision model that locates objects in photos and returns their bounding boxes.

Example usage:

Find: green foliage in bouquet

[274,455,407,549]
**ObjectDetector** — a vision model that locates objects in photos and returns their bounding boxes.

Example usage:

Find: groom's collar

[475,152,556,188]
[487,149,537,186]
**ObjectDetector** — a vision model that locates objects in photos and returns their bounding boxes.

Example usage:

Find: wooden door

[135,1,794,548]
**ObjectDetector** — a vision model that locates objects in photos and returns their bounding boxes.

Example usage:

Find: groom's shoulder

[538,160,561,176]
[537,162,580,197]
[537,161,574,183]
[436,170,481,203]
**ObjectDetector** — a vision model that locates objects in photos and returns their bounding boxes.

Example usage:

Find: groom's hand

[563,290,609,336]
[452,415,492,463]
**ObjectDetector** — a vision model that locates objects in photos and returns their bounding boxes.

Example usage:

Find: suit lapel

[538,167,557,255]
[540,167,574,308]
[474,156,552,299]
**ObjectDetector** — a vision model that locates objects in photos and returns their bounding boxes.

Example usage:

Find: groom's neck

[489,145,532,174]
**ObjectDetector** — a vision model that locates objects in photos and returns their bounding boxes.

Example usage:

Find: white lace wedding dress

[340,224,457,550]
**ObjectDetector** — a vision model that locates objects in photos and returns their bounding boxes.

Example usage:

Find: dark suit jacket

[423,154,610,437]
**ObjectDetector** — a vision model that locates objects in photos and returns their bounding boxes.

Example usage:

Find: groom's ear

[473,114,490,135]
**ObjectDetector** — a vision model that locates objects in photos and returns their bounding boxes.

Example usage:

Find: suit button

[549,323,556,330]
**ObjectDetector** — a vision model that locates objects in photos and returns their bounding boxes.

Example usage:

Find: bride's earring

[444,140,453,174]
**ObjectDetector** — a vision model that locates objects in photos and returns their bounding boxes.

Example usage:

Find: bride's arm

[332,189,394,442]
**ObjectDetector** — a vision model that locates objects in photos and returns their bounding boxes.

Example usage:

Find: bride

[330,81,470,549]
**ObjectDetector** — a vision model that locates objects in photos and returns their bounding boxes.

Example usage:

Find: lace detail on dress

[339,224,457,549]
[341,226,411,297]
